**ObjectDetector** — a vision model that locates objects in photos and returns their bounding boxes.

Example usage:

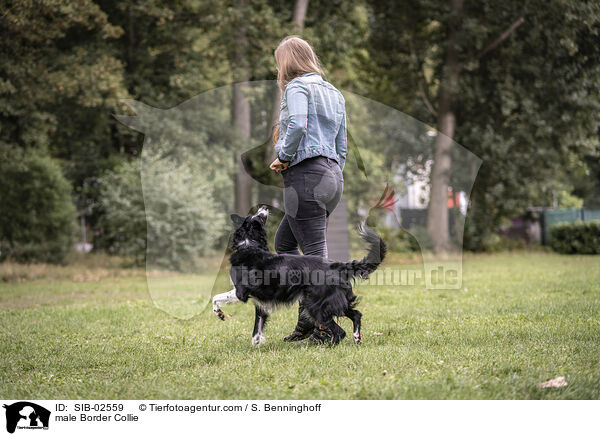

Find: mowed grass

[0,252,599,399]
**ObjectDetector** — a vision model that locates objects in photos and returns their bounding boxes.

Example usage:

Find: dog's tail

[332,223,386,281]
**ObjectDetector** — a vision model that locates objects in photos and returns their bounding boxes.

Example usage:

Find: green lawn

[1,252,599,399]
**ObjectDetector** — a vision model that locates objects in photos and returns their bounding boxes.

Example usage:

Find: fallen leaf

[537,376,568,388]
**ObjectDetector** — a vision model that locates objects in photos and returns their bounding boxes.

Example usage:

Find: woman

[270,36,347,343]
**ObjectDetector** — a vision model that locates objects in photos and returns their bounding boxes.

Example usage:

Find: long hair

[275,36,323,91]
[272,124,280,146]
[273,36,323,146]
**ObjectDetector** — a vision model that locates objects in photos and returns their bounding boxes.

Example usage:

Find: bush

[549,220,600,254]
[0,147,76,263]
[97,158,227,271]
[96,160,147,264]
[366,225,422,253]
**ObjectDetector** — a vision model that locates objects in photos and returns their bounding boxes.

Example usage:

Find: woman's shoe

[283,302,315,341]
[307,326,333,345]
[283,329,313,342]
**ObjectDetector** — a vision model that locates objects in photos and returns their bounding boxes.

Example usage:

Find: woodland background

[1,0,599,264]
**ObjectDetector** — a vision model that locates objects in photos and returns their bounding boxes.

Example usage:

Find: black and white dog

[212,206,386,346]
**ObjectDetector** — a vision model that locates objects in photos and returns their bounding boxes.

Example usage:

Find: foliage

[97,157,227,270]
[96,159,146,263]
[458,1,600,249]
[0,0,129,177]
[373,225,421,253]
[344,142,391,225]
[549,221,600,255]
[572,148,600,209]
[0,0,130,247]
[556,191,584,210]
[366,0,600,251]
[2,0,600,258]
[0,146,76,263]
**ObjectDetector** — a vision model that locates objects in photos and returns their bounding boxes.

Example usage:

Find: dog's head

[230,205,269,251]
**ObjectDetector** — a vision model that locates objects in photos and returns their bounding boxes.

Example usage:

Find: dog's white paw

[212,305,226,321]
[251,334,265,346]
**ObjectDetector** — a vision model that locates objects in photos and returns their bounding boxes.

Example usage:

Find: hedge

[549,220,600,254]
[0,147,76,263]
[97,158,227,271]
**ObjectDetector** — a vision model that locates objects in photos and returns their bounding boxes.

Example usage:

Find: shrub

[549,220,600,254]
[0,147,76,263]
[96,160,147,264]
[97,158,227,271]
[365,225,421,253]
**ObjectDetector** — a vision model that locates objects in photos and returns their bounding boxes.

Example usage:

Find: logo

[3,402,50,434]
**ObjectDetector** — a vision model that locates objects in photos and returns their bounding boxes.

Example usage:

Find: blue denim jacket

[275,72,347,170]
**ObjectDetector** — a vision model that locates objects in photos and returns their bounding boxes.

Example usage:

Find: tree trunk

[234,84,252,214]
[127,6,135,75]
[293,0,309,31]
[233,0,252,214]
[266,0,309,159]
[427,0,462,253]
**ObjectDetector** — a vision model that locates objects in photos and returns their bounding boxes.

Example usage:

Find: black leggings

[274,156,344,258]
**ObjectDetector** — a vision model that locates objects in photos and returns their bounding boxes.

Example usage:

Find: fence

[541,208,600,245]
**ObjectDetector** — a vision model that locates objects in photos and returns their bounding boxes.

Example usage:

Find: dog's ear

[230,214,245,228]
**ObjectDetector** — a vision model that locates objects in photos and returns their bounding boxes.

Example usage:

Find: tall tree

[233,0,253,214]
[0,0,128,260]
[293,0,309,30]
[0,0,127,166]
[266,0,309,165]
[367,0,600,251]
[426,0,463,252]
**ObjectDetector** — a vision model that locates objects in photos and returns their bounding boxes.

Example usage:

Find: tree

[0,146,76,263]
[366,0,600,251]
[0,0,130,248]
[232,0,253,214]
[98,156,226,270]
[425,0,463,253]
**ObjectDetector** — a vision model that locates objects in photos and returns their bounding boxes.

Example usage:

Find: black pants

[275,156,343,337]
[274,156,344,257]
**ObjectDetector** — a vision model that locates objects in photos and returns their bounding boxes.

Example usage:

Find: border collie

[212,206,386,346]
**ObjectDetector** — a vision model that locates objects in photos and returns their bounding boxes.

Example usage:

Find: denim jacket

[275,72,347,170]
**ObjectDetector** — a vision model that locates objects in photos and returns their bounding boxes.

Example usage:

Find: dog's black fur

[228,206,386,346]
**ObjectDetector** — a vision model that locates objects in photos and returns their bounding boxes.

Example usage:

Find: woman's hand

[270,158,289,172]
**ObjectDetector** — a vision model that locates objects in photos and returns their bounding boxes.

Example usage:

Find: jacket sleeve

[335,110,347,170]
[277,82,308,163]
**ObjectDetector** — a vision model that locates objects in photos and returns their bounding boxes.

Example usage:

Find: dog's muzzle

[255,205,269,219]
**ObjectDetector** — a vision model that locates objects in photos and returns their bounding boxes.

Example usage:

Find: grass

[0,252,599,399]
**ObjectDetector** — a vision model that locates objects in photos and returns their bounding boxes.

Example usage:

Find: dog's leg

[212,288,240,321]
[330,321,346,346]
[251,306,269,346]
[346,308,363,344]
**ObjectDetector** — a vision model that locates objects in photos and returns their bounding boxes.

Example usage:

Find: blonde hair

[273,36,323,146]
[275,36,323,91]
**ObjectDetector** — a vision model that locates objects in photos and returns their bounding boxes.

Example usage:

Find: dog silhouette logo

[3,402,50,433]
